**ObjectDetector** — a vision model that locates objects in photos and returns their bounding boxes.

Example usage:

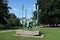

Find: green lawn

[0,27,60,40]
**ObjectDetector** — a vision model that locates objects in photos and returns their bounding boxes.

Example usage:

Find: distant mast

[22,4,24,19]
[22,0,24,26]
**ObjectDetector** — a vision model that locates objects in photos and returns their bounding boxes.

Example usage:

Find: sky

[8,0,37,19]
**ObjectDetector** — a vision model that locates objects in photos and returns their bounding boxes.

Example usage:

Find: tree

[33,11,41,25]
[33,11,37,20]
[0,0,9,25]
[36,0,60,26]
[7,13,19,27]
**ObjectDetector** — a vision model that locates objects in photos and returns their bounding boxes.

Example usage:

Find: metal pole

[25,9,28,27]
[22,4,24,28]
[25,9,27,19]
[25,9,27,28]
[37,5,38,25]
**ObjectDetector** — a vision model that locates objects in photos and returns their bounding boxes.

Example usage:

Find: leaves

[0,0,9,25]
[35,0,60,26]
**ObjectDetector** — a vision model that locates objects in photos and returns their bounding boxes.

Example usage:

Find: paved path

[0,30,17,33]
[0,29,30,33]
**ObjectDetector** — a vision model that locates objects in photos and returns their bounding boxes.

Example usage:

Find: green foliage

[33,11,41,25]
[0,0,20,28]
[7,13,20,27]
[36,0,60,26]
[0,0,9,25]
[33,11,37,19]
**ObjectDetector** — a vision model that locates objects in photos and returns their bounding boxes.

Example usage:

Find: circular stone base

[15,34,44,38]
[15,30,44,38]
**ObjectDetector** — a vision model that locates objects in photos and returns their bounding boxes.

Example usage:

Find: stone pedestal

[16,30,40,36]
[16,30,44,38]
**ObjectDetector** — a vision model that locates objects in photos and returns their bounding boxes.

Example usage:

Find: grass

[0,31,20,40]
[33,27,60,40]
[0,27,60,40]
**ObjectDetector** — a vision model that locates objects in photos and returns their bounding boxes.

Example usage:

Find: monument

[16,18,44,38]
[16,29,44,38]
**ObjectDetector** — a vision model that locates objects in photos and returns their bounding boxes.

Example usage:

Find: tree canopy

[0,0,9,25]
[0,0,20,28]
[35,0,60,26]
